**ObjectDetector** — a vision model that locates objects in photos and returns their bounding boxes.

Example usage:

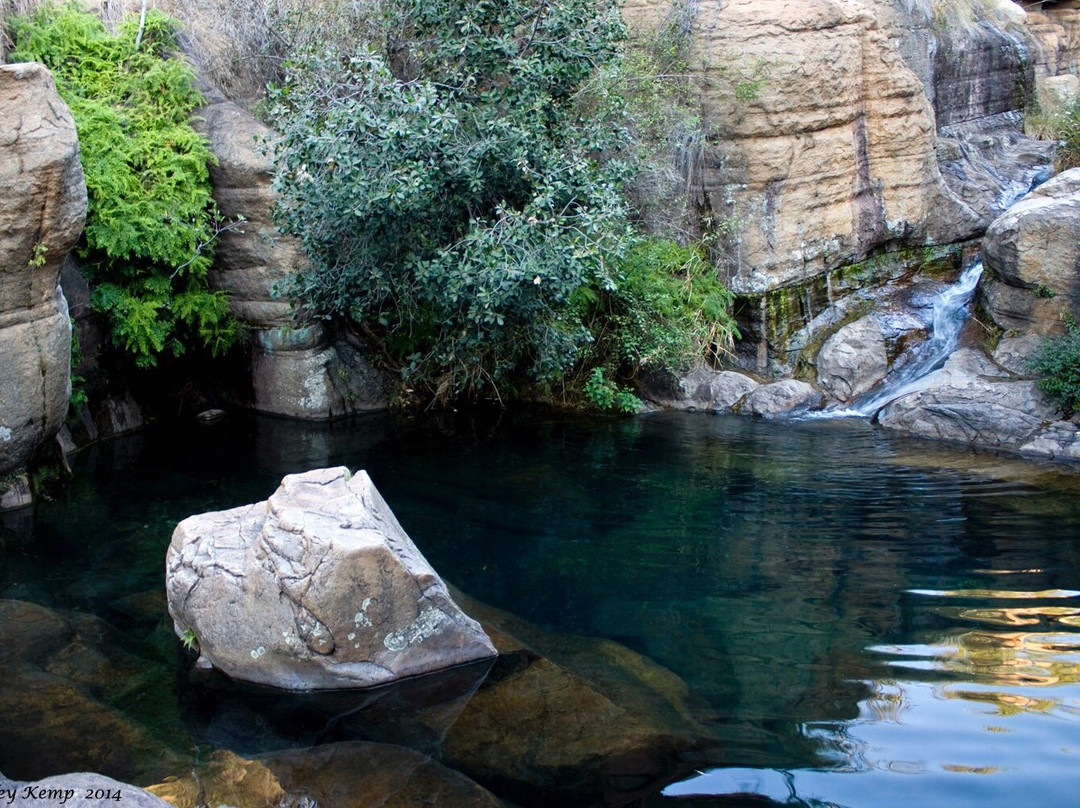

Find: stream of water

[1,411,1079,806]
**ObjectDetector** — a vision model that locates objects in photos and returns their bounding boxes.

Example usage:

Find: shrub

[9,4,237,367]
[1028,314,1080,415]
[579,239,738,369]
[268,0,634,402]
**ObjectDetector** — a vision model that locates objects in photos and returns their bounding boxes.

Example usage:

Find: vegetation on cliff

[267,0,736,408]
[8,4,237,369]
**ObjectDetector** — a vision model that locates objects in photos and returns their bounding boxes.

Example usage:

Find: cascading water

[832,261,985,418]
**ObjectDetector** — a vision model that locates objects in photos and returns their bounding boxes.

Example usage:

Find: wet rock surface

[166,467,497,689]
[815,315,890,402]
[737,380,821,417]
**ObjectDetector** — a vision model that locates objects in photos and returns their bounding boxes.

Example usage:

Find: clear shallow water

[1,410,1079,806]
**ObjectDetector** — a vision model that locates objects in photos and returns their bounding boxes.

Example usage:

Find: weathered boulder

[737,379,820,417]
[992,333,1042,376]
[166,467,497,690]
[982,167,1080,335]
[196,93,388,418]
[816,315,889,402]
[877,349,1080,459]
[643,367,760,413]
[0,63,86,487]
[0,772,170,808]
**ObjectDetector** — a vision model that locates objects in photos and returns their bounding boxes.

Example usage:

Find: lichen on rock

[166,466,497,690]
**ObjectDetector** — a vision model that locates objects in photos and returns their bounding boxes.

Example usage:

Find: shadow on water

[1,409,1080,806]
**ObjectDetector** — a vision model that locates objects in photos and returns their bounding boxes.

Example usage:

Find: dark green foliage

[268,0,636,401]
[9,4,237,367]
[268,0,739,407]
[1029,314,1080,415]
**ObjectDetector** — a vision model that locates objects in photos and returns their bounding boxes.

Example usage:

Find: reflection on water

[2,410,1080,806]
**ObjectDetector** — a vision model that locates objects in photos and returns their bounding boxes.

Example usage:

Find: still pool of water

[1,410,1079,807]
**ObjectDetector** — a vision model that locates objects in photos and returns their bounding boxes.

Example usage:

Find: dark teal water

[2,410,1079,806]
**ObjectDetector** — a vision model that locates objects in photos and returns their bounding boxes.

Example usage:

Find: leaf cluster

[268,0,633,401]
[9,4,237,368]
[268,0,741,409]
[573,238,738,409]
[1029,314,1080,416]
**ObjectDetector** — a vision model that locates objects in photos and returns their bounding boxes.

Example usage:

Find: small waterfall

[848,261,984,417]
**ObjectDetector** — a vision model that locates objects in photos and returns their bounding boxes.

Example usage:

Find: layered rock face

[623,0,1064,376]
[166,467,497,690]
[623,0,979,297]
[197,93,388,418]
[0,64,85,490]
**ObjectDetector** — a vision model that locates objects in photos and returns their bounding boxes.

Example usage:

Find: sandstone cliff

[623,0,1075,374]
[0,63,85,505]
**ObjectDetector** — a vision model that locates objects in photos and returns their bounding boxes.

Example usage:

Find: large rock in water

[0,64,86,483]
[166,467,496,690]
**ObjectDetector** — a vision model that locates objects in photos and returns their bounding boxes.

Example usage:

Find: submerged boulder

[166,467,497,690]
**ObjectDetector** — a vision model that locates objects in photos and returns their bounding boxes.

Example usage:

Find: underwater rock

[148,744,506,808]
[0,600,184,784]
[0,772,170,808]
[166,467,497,690]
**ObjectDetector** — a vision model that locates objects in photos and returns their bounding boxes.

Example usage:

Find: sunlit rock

[982,167,1080,334]
[166,467,497,690]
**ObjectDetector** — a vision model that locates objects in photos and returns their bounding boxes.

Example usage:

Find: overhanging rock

[166,467,497,690]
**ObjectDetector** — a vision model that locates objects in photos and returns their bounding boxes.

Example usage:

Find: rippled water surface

[2,410,1079,806]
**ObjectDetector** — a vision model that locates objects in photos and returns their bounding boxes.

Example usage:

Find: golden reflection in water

[940,629,1080,688]
[908,588,1080,599]
[951,606,1080,627]
[942,764,1001,774]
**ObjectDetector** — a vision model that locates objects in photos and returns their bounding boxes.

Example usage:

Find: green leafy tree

[9,4,237,367]
[268,0,635,401]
